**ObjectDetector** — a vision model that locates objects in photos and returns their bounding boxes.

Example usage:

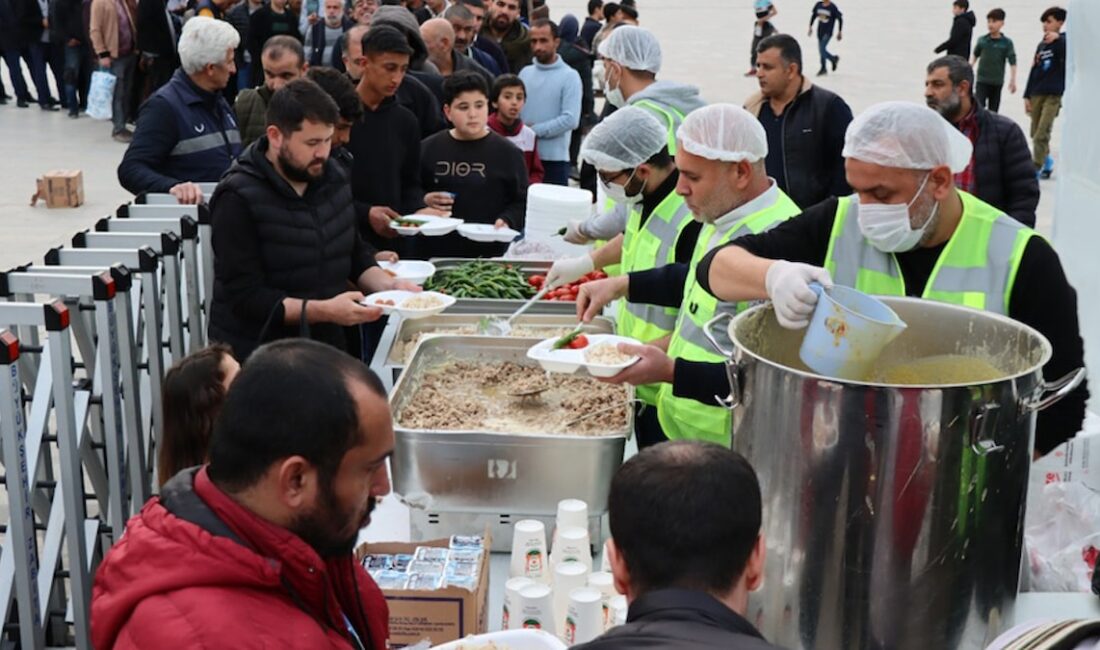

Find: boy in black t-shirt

[417,71,529,258]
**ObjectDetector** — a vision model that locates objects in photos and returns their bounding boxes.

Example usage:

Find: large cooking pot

[704,297,1085,650]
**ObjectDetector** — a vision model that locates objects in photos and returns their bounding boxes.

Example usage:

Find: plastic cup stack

[551,526,593,572]
[518,583,556,635]
[564,587,604,645]
[552,561,589,639]
[503,576,536,630]
[609,594,628,628]
[587,571,616,631]
[510,519,549,583]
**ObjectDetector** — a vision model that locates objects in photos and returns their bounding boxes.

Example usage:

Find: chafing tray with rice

[389,336,633,550]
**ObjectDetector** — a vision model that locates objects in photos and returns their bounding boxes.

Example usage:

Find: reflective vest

[656,190,801,445]
[823,191,1036,315]
[597,100,687,277]
[616,190,696,405]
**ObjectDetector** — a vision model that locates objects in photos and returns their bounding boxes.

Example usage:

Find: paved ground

[0,0,1059,271]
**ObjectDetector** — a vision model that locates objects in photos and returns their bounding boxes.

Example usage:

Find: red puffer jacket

[91,467,389,649]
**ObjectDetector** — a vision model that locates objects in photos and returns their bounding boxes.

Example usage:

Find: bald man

[420,17,494,86]
[343,24,445,135]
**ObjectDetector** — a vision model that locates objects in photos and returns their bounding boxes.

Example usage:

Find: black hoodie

[935,9,976,59]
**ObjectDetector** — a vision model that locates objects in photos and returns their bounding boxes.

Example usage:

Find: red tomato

[529,274,545,287]
[567,334,589,349]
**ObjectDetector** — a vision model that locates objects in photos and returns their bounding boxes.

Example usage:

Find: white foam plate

[378,260,436,285]
[362,290,456,319]
[431,629,566,650]
[393,215,464,237]
[457,223,521,243]
[527,334,641,378]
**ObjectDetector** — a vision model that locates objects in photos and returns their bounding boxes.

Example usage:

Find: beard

[927,89,962,119]
[491,13,510,31]
[289,479,377,558]
[278,143,325,183]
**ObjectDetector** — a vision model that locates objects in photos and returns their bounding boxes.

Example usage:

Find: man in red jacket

[91,339,393,649]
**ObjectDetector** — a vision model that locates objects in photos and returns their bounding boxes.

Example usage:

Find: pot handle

[703,312,735,357]
[969,402,1003,456]
[715,359,744,410]
[1021,368,1087,413]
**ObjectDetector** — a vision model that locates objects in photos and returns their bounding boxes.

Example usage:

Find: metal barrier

[116,203,213,344]
[44,248,167,455]
[0,302,97,649]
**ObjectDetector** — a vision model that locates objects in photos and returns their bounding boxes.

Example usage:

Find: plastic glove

[764,260,834,329]
[563,220,591,245]
[546,255,595,289]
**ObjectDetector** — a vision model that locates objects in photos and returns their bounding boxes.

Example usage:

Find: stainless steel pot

[704,297,1085,650]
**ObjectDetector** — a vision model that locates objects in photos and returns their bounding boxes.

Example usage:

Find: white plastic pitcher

[798,284,907,380]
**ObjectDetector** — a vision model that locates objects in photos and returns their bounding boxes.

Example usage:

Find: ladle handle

[703,312,735,357]
[1022,368,1087,413]
[508,284,552,324]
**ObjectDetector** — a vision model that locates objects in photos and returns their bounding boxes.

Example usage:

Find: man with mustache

[924,54,1038,226]
[481,0,529,73]
[91,338,395,649]
[204,78,418,361]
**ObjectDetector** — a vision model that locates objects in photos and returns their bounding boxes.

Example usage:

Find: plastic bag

[86,70,116,121]
[1025,480,1100,592]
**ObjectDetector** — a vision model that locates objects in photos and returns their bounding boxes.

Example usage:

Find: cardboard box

[33,169,85,208]
[356,529,491,649]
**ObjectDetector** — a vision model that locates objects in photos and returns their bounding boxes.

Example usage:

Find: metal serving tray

[372,313,615,388]
[427,258,578,314]
[389,336,631,547]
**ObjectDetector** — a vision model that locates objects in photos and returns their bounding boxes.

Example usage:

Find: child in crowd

[157,344,239,487]
[747,0,778,76]
[971,8,1017,113]
[1024,5,1067,179]
[488,74,545,185]
[419,71,529,259]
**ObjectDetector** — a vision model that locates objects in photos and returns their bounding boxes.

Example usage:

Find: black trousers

[975,82,1003,113]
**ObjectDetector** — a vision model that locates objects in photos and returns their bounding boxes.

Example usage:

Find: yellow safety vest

[656,189,801,445]
[823,191,1036,314]
[616,190,696,405]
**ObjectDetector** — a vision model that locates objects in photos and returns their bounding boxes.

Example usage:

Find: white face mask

[600,168,643,205]
[605,63,626,108]
[857,173,938,253]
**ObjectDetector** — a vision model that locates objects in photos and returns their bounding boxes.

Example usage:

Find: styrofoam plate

[378,260,436,285]
[431,629,567,649]
[393,215,464,236]
[457,223,521,243]
[362,290,456,319]
[527,334,641,377]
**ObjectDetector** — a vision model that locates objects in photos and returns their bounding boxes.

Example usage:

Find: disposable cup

[503,576,536,630]
[510,519,548,581]
[518,583,556,636]
[587,572,616,630]
[564,587,604,645]
[551,526,592,572]
[552,562,589,638]
[609,594,628,628]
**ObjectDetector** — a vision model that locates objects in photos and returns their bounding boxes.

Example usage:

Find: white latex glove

[547,255,595,289]
[563,220,591,245]
[764,260,834,329]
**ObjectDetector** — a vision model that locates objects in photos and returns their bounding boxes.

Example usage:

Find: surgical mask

[600,168,643,205]
[857,173,938,253]
[606,63,626,108]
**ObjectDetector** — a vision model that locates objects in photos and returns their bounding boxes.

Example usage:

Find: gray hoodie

[582,80,707,240]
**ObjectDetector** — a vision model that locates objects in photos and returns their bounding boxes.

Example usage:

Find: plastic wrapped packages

[1025,462,1100,592]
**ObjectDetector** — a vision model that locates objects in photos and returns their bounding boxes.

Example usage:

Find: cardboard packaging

[356,530,491,649]
[32,169,85,208]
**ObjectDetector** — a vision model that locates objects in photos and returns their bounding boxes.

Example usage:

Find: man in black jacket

[136,0,180,94]
[925,55,1038,226]
[934,0,976,59]
[14,0,62,109]
[209,78,417,360]
[745,34,852,209]
[573,441,783,650]
[50,0,88,116]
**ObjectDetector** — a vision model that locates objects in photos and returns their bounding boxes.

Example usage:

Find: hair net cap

[675,104,768,163]
[597,26,662,73]
[842,100,973,173]
[581,106,668,171]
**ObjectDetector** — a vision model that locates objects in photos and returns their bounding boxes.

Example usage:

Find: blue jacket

[118,69,242,195]
[518,55,582,163]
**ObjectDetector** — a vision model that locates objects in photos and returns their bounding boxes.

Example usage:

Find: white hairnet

[675,104,768,163]
[581,106,668,171]
[597,26,662,73]
[842,100,973,173]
